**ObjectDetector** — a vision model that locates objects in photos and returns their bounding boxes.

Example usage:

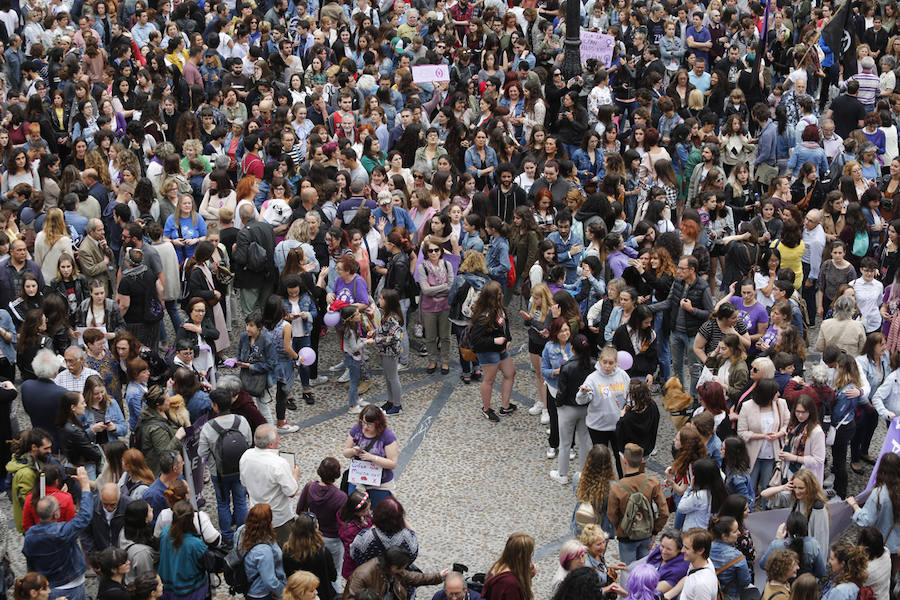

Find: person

[760,549,798,600]
[858,527,891,600]
[22,466,92,600]
[543,317,573,472]
[56,390,102,479]
[233,203,277,316]
[341,404,398,506]
[197,388,252,546]
[158,500,209,600]
[662,528,718,600]
[239,424,302,545]
[120,499,158,583]
[832,353,868,499]
[21,350,66,436]
[432,571,483,600]
[607,443,668,563]
[468,280,517,422]
[417,239,453,374]
[847,452,900,573]
[234,503,287,600]
[708,515,751,600]
[644,529,690,593]
[54,345,100,392]
[553,334,595,483]
[815,295,866,356]
[677,457,728,530]
[573,444,616,537]
[853,332,888,472]
[117,247,163,352]
[137,386,185,477]
[81,482,129,557]
[579,346,631,476]
[296,456,346,584]
[96,547,131,600]
[337,490,372,581]
[778,395,826,484]
[281,512,336,600]
[21,464,74,532]
[820,541,869,600]
[549,540,587,595]
[369,289,404,415]
[482,533,535,600]
[142,450,184,524]
[344,546,447,600]
[81,374,125,445]
[738,378,789,496]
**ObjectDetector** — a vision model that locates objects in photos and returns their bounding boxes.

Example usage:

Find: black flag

[823,0,857,75]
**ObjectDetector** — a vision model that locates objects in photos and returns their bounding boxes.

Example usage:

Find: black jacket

[233,220,276,289]
[649,275,715,336]
[468,312,511,353]
[612,324,658,378]
[59,420,102,468]
[556,356,594,407]
[383,251,413,299]
[81,493,130,556]
[488,184,527,223]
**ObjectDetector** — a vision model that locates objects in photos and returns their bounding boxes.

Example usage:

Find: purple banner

[181,414,210,510]
[867,417,900,490]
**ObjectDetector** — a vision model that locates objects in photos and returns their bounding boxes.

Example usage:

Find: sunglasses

[414,174,425,179]
[427,247,441,253]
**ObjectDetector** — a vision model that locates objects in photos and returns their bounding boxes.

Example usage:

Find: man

[688,58,711,93]
[22,350,67,441]
[527,160,575,208]
[340,149,369,185]
[606,444,668,563]
[752,102,778,188]
[345,546,447,600]
[239,424,301,545]
[645,530,690,593]
[118,222,164,294]
[649,255,714,395]
[489,163,528,223]
[546,211,583,285]
[183,45,204,87]
[81,483,129,556]
[217,374,267,433]
[373,192,415,234]
[829,80,867,138]
[801,209,826,322]
[79,218,114,294]
[864,16,889,58]
[61,193,88,241]
[23,467,93,600]
[241,133,264,180]
[233,203,277,322]
[431,572,483,600]
[4,35,23,93]
[685,11,712,66]
[0,238,44,308]
[335,180,377,227]
[7,428,64,533]
[663,529,718,600]
[198,388,252,546]
[143,450,183,524]
[715,45,743,85]
[847,57,881,112]
[821,120,844,163]
[54,346,100,392]
[130,10,158,48]
[388,108,413,151]
[82,169,109,212]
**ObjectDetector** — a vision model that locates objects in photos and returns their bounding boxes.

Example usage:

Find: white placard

[412,64,451,83]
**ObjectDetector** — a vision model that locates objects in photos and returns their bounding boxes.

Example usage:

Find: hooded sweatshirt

[578,365,631,431]
[296,481,348,538]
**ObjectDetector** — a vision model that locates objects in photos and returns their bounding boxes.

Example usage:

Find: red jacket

[21,487,76,531]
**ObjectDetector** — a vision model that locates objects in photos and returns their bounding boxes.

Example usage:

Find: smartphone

[279,451,295,467]
[64,466,78,476]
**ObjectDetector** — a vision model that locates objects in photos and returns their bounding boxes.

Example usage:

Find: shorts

[476,350,510,366]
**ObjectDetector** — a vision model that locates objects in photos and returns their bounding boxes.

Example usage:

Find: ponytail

[486,215,510,238]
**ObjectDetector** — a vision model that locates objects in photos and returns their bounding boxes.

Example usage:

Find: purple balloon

[617,350,634,371]
[324,311,341,327]
[299,347,317,366]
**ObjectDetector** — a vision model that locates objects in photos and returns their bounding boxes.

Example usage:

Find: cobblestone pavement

[0,308,885,600]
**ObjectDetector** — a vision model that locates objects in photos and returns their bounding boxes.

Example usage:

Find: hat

[204,48,218,57]
[313,73,326,84]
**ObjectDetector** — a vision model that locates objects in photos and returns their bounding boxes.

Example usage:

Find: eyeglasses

[414,174,425,179]
[750,366,759,372]
[427,247,441,253]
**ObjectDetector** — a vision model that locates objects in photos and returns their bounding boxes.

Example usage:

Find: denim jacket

[0,309,16,364]
[833,384,864,425]
[541,341,572,395]
[23,490,93,587]
[852,484,900,553]
[282,294,317,338]
[237,332,278,388]
[235,525,286,599]
[709,540,751,600]
[855,353,889,404]
[485,235,510,281]
[460,231,485,254]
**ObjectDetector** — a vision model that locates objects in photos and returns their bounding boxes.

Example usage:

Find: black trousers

[588,428,623,478]
[832,420,856,499]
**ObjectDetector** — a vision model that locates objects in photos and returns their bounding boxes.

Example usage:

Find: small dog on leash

[662,376,693,431]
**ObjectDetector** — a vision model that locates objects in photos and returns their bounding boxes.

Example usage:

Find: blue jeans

[617,538,651,564]
[346,482,392,507]
[210,474,248,544]
[292,336,311,389]
[323,536,345,593]
[344,353,362,406]
[159,299,184,344]
[670,330,699,395]
[749,457,775,498]
[51,585,86,600]
[654,313,670,381]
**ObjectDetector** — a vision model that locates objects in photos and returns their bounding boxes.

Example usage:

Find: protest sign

[580,31,615,67]
[412,64,450,83]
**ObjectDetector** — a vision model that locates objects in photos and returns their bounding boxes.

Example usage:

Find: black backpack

[247,240,268,271]
[210,419,250,478]
[223,544,258,595]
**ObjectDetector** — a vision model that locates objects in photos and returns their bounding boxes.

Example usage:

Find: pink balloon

[617,350,634,371]
[324,311,341,327]
[299,347,316,366]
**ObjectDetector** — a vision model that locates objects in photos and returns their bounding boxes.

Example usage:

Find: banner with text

[580,31,615,67]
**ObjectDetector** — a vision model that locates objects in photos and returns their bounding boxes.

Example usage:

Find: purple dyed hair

[627,563,660,600]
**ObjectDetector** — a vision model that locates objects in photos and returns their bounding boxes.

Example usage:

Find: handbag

[215,265,234,286]
[240,367,268,397]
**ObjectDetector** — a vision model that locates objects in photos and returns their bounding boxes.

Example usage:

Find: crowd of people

[2,0,900,597]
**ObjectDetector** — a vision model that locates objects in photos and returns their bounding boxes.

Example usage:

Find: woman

[417,240,453,374]
[677,457,728,530]
[821,541,868,600]
[174,298,218,385]
[573,444,616,537]
[465,129,498,191]
[759,511,827,578]
[121,500,158,582]
[56,390,102,479]
[549,540,587,595]
[509,206,540,296]
[482,533,535,600]
[859,527,891,600]
[350,496,418,569]
[137,386,186,477]
[581,346,631,477]
[198,170,236,224]
[709,334,750,405]
[48,253,88,319]
[853,332,889,472]
[82,374,126,444]
[327,255,370,311]
[468,280,517,422]
[449,250,489,384]
[693,303,750,371]
[235,503,286,600]
[612,305,658,381]
[96,547,131,600]
[709,515,751,600]
[158,500,208,600]
[341,405,399,507]
[761,549,799,600]
[120,448,156,501]
[164,194,207,264]
[738,378,789,496]
[1,148,39,198]
[778,395,826,484]
[296,457,346,584]
[337,491,372,580]
[543,318,574,470]
[76,280,125,342]
[281,513,336,600]
[532,189,557,237]
[283,571,321,600]
[848,452,900,573]
[815,295,866,356]
[616,379,660,457]
[169,367,212,425]
[818,242,858,319]
[34,208,72,284]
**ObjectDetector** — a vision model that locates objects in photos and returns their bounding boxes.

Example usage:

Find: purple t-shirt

[334,274,369,305]
[646,545,690,586]
[730,297,769,335]
[349,423,398,484]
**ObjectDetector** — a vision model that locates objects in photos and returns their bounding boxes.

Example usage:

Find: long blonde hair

[85,150,112,187]
[43,208,68,248]
[530,282,553,322]
[489,533,535,600]
[792,468,830,518]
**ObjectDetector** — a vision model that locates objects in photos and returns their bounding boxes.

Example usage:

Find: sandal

[426,364,437,374]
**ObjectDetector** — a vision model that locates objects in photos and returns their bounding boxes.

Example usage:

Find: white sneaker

[348,405,363,414]
[414,323,423,337]
[397,363,410,372]
[569,448,576,461]
[546,447,558,459]
[549,470,569,484]
[309,375,329,387]
[358,399,370,407]
[277,422,300,433]
[546,427,551,435]
[337,369,350,383]
[528,403,543,416]
[540,409,550,424]
[330,361,346,372]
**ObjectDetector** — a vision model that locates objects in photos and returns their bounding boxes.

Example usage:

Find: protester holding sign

[342,405,399,508]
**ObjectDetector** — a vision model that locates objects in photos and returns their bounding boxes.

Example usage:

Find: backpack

[616,477,655,540]
[223,543,259,595]
[247,240,268,271]
[857,585,875,600]
[852,229,869,257]
[461,285,481,319]
[210,419,250,478]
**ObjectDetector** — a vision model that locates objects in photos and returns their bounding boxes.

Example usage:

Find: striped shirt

[851,72,881,106]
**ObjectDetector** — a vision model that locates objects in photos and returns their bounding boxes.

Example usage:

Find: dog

[166,394,191,427]
[662,376,693,431]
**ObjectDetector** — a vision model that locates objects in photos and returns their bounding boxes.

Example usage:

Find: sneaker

[277,422,300,433]
[337,369,350,383]
[309,375,329,387]
[416,346,429,357]
[569,448,576,461]
[348,405,363,414]
[302,392,315,405]
[540,409,550,424]
[528,403,543,416]
[498,404,518,416]
[358,399,370,407]
[358,381,373,395]
[385,405,402,415]
[546,447,558,459]
[414,323,423,337]
[546,427,551,435]
[549,470,569,484]
[330,361,346,372]
[381,402,394,412]
[397,363,410,372]
[286,398,298,411]
[481,407,500,422]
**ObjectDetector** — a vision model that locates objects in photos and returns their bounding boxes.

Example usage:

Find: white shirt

[239,448,298,528]
[682,560,718,600]
[754,272,775,308]
[852,276,884,333]
[802,224,827,280]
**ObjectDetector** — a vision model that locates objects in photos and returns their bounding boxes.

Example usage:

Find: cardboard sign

[412,64,451,83]
[348,458,383,486]
[580,30,615,67]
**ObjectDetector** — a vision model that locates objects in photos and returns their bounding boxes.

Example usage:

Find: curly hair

[550,566,604,600]
[766,549,799,583]
[576,444,615,505]
[671,425,707,479]
[240,503,276,553]
[831,540,868,586]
